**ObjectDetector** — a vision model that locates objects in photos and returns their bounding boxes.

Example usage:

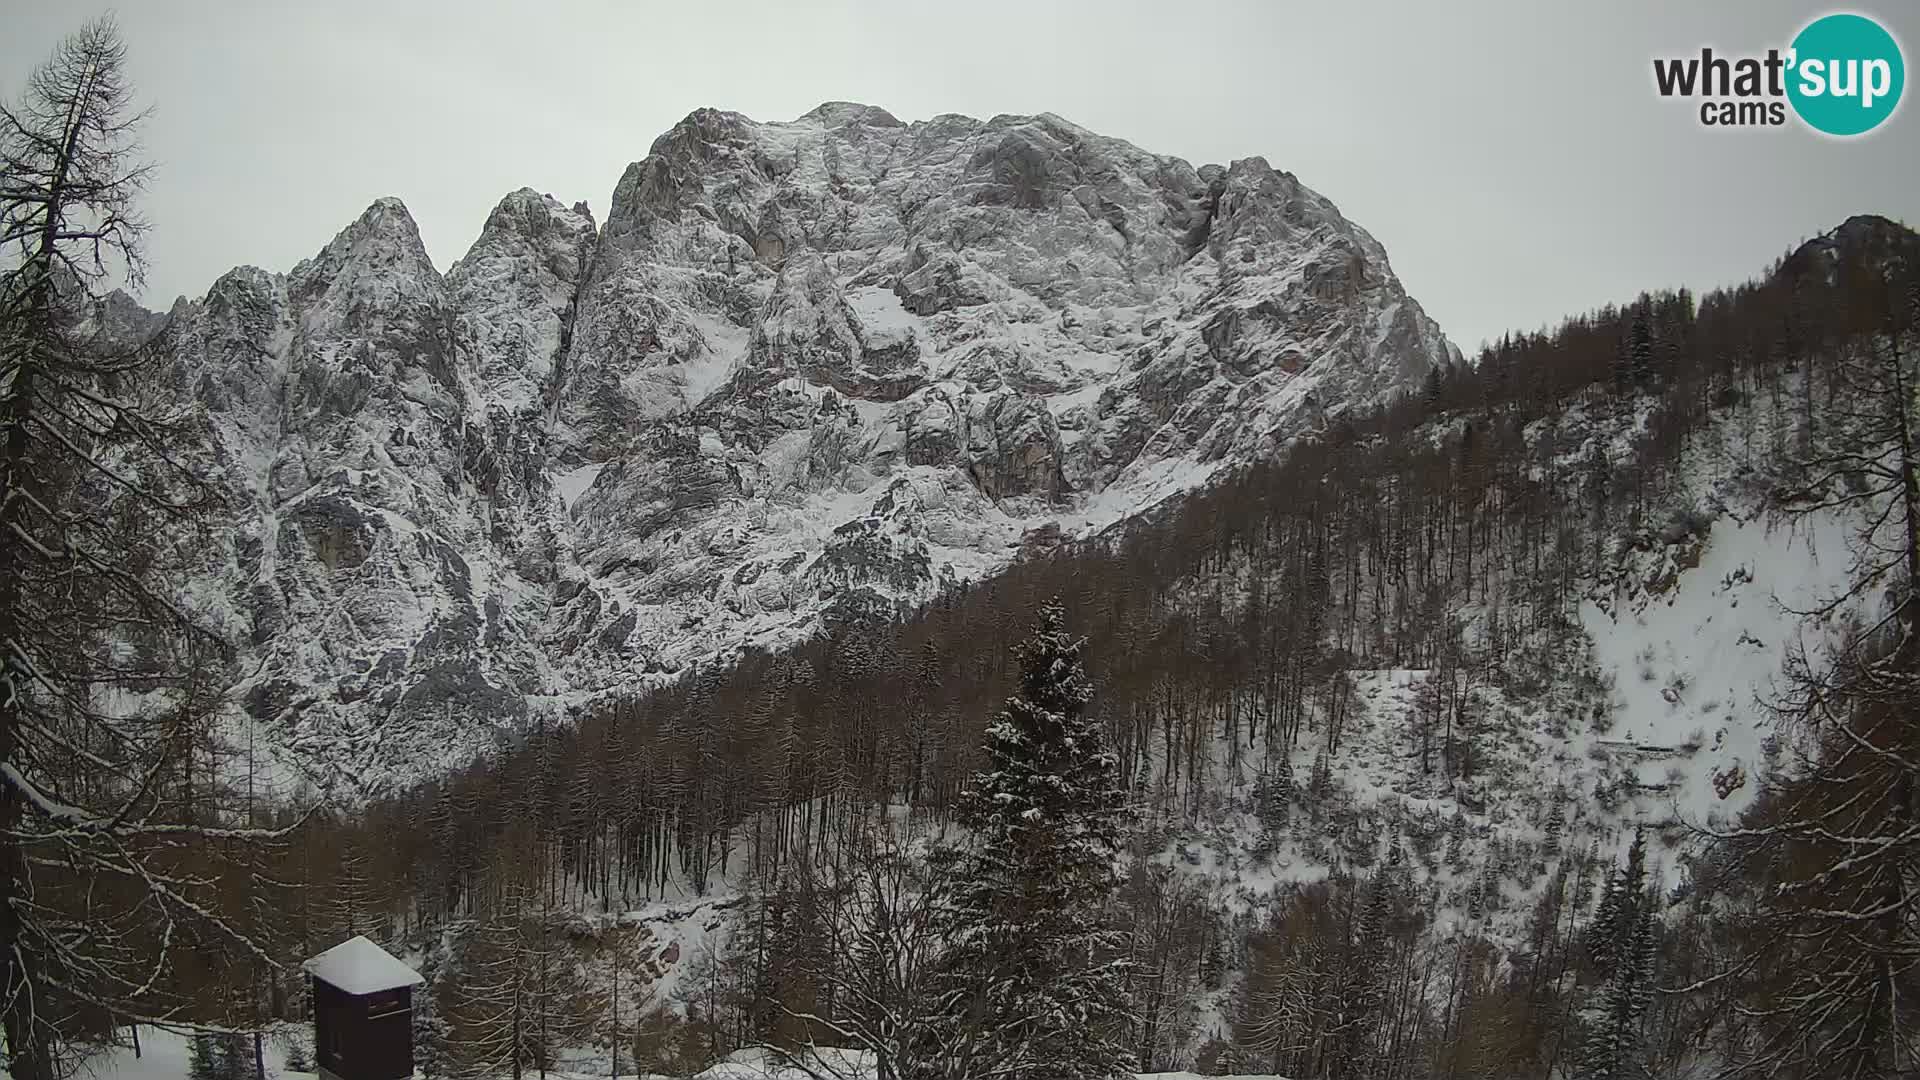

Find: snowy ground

[75,1032,1293,1080]
[78,1024,308,1080]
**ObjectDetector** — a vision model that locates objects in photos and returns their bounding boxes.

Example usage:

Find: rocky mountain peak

[1781,211,1919,284]
[799,101,906,129]
[141,104,1458,793]
[449,188,597,414]
[468,187,597,256]
[288,196,438,302]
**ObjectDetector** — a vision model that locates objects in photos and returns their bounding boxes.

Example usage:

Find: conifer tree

[1422,363,1445,411]
[414,945,453,1080]
[1587,829,1647,980]
[215,1033,252,1080]
[1254,752,1292,831]
[188,1034,219,1080]
[283,1033,312,1073]
[1628,308,1657,385]
[1581,828,1656,1080]
[1333,870,1396,1075]
[1446,810,1467,871]
[1308,751,1333,820]
[187,1033,251,1080]
[926,600,1134,1080]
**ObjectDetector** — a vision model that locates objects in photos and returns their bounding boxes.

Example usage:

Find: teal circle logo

[1787,13,1905,136]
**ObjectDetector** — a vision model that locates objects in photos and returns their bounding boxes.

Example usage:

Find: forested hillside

[170,214,1914,1080]
[7,19,1918,1080]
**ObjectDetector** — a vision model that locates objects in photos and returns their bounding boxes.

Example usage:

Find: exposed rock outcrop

[143,105,1456,793]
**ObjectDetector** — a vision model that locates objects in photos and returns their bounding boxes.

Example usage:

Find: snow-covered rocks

[150,104,1455,793]
[449,187,597,416]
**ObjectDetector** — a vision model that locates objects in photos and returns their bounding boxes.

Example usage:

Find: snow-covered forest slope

[17,17,1918,1079]
[62,170,1920,1080]
[288,216,1914,1079]
[62,93,1920,1080]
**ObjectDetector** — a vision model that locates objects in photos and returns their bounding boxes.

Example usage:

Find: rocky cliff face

[149,104,1456,793]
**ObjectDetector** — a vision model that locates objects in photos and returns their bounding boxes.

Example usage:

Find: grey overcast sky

[3,1,1917,352]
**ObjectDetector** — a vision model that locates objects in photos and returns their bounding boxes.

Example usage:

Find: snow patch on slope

[556,462,607,510]
[1582,506,1861,825]
[845,284,921,348]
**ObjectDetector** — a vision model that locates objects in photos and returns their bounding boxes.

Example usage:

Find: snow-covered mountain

[148,104,1456,792]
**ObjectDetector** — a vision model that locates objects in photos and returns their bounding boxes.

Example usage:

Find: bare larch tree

[2,18,293,1078]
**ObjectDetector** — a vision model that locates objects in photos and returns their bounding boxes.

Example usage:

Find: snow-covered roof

[302,935,424,995]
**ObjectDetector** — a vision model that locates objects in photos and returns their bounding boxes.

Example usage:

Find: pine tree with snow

[1587,882,1620,979]
[215,1033,252,1080]
[413,944,453,1080]
[1254,752,1291,831]
[1445,810,1467,871]
[1586,827,1647,981]
[1332,870,1397,1074]
[1544,790,1567,859]
[1200,926,1227,990]
[283,1032,312,1073]
[1582,891,1657,1080]
[1580,828,1657,1080]
[188,1033,252,1080]
[925,600,1135,1080]
[1525,856,1573,988]
[1307,750,1333,821]
[1384,827,1408,889]
[189,1034,220,1080]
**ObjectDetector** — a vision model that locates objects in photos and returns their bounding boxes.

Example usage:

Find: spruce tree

[188,1034,220,1080]
[927,600,1134,1080]
[1334,871,1396,1074]
[1628,309,1657,385]
[187,1033,251,1080]
[215,1032,252,1080]
[1308,751,1333,820]
[1587,827,1647,981]
[1581,828,1656,1080]
[283,1032,312,1073]
[1254,752,1291,831]
[414,946,452,1080]
[1445,810,1467,871]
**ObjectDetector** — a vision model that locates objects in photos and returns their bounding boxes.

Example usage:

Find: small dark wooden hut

[302,935,424,1080]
